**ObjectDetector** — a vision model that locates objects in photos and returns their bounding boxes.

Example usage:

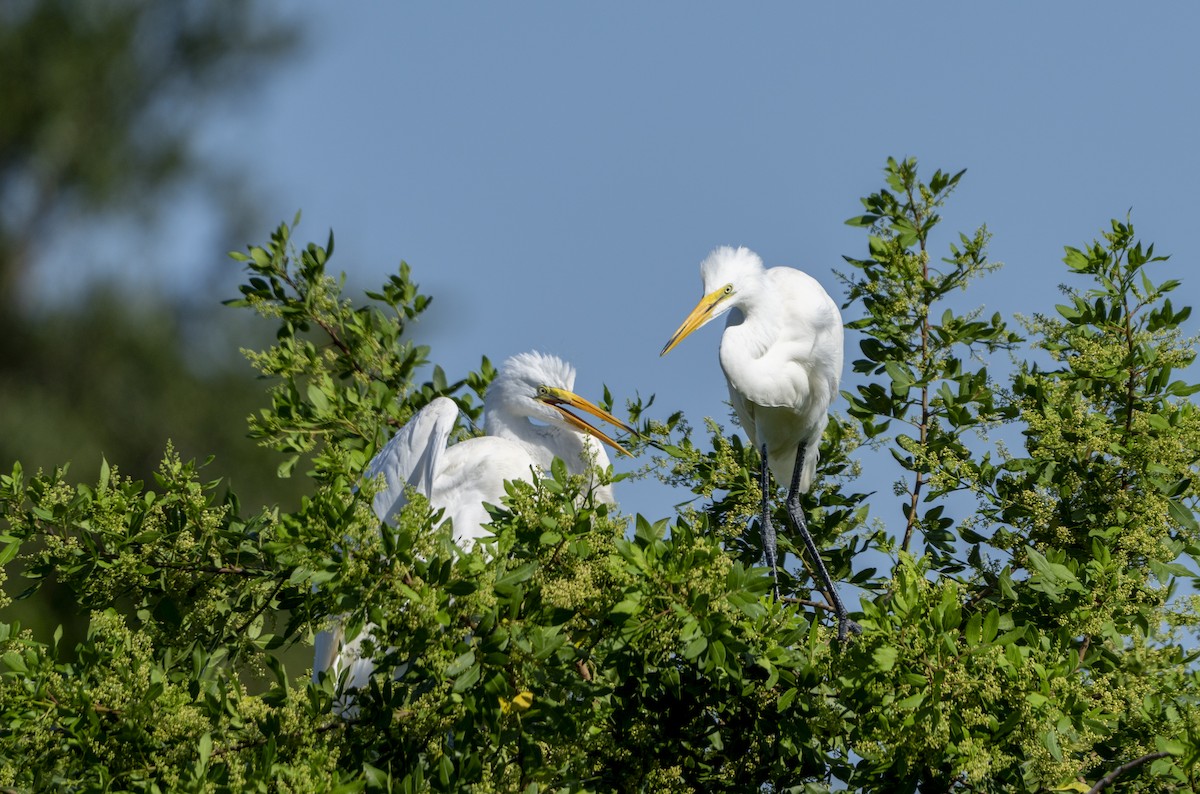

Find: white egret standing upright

[313,351,635,697]
[660,246,858,640]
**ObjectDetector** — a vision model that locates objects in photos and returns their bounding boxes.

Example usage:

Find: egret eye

[537,385,550,397]
[723,284,734,295]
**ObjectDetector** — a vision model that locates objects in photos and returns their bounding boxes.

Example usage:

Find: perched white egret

[313,351,635,698]
[661,246,858,640]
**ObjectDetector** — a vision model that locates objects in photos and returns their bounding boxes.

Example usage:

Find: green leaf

[307,383,330,412]
[277,455,300,479]
[999,567,1017,600]
[198,732,212,769]
[983,609,1000,643]
[0,540,19,567]
[964,611,982,647]
[1041,729,1063,762]
[872,645,898,671]
[363,763,389,787]
[445,580,478,597]
[445,650,476,678]
[1155,736,1187,756]
[683,636,708,661]
[2,651,28,674]
[1168,499,1199,533]
[610,599,641,616]
[494,563,537,593]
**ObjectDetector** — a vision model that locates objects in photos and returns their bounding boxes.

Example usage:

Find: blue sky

[47,3,1200,526]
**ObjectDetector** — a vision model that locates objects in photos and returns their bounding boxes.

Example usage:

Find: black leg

[783,442,861,641]
[759,444,780,599]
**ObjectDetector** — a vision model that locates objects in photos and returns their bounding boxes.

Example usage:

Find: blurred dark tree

[0,293,297,504]
[0,0,295,303]
[0,0,301,643]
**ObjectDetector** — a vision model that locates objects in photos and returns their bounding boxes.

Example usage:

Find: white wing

[362,396,460,523]
[313,397,459,690]
[311,621,343,686]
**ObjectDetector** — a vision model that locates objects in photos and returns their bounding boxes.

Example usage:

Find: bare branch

[1086,751,1170,794]
[779,595,837,614]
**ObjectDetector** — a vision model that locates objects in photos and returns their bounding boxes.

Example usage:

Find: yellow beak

[537,387,637,457]
[660,286,729,357]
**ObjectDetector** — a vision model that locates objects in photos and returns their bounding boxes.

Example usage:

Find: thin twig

[278,270,368,378]
[150,560,274,577]
[1086,751,1170,794]
[233,577,288,637]
[899,178,931,555]
[211,718,349,760]
[779,595,837,614]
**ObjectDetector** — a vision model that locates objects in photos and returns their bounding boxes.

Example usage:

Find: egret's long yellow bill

[537,386,637,457]
[660,285,729,357]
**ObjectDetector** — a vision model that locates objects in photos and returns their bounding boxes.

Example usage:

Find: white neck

[485,409,615,503]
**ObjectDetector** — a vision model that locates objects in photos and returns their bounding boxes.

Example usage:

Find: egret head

[661,246,764,356]
[488,351,635,456]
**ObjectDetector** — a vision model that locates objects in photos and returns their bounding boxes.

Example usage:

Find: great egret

[660,246,858,640]
[313,351,635,698]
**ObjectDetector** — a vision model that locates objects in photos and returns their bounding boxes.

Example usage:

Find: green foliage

[3,161,1200,791]
[0,452,353,791]
[227,215,489,486]
[0,293,310,651]
[830,160,1200,791]
[327,468,839,792]
[841,156,1022,565]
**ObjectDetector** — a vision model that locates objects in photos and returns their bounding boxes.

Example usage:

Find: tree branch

[233,577,287,636]
[142,560,276,578]
[779,595,837,614]
[901,178,930,554]
[1086,751,1170,794]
